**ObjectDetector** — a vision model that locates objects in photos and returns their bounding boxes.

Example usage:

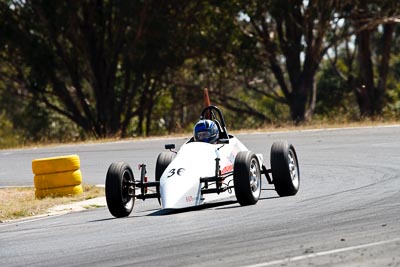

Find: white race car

[105,106,300,218]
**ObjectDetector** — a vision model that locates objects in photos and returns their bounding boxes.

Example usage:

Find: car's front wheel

[270,141,300,197]
[155,152,176,205]
[233,151,262,206]
[105,162,135,218]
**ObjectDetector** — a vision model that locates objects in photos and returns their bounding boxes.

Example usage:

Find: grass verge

[0,184,105,223]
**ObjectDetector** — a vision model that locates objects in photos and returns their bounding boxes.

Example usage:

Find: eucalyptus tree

[0,0,195,138]
[334,0,400,117]
[232,0,343,122]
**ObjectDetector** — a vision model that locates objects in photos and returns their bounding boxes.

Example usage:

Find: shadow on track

[148,189,280,215]
[148,199,238,216]
[90,189,279,222]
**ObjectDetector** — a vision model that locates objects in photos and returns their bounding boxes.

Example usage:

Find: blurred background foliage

[0,0,400,148]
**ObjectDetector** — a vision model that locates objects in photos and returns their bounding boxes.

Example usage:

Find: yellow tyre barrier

[34,170,83,190]
[35,184,83,199]
[32,154,84,199]
[32,155,80,175]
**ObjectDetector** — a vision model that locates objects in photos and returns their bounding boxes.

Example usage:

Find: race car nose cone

[159,142,218,209]
[160,172,201,209]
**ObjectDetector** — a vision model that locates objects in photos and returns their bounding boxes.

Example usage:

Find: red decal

[221,165,233,174]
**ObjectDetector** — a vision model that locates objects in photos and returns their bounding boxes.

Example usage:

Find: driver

[193,119,219,144]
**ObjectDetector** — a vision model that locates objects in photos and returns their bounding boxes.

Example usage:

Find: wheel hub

[288,151,299,188]
[249,159,261,197]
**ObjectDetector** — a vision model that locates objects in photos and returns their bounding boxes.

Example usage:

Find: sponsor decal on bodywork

[220,144,240,174]
[185,195,201,203]
[221,164,233,174]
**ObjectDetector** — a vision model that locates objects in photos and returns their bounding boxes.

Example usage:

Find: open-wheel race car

[105,105,300,218]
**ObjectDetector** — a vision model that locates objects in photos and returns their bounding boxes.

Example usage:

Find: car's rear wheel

[155,152,176,205]
[234,151,262,206]
[270,141,300,196]
[105,162,135,218]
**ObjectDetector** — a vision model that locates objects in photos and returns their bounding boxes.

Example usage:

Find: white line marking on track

[242,238,400,267]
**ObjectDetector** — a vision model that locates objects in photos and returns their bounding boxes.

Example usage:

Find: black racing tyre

[105,162,135,218]
[270,141,300,197]
[155,152,176,205]
[233,151,262,206]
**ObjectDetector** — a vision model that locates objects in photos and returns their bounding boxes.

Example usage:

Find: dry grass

[0,184,104,222]
[231,119,400,134]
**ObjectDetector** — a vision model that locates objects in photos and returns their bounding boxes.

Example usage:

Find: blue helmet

[194,119,219,143]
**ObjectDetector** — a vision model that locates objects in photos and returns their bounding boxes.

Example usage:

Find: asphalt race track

[1,126,400,266]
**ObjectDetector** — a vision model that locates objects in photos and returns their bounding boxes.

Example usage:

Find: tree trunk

[355,22,394,118]
[145,88,156,137]
[355,27,375,117]
[375,23,395,115]
[290,87,307,123]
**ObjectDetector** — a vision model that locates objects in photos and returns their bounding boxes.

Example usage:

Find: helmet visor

[196,130,212,141]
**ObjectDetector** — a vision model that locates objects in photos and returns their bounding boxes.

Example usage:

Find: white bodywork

[159,137,263,209]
